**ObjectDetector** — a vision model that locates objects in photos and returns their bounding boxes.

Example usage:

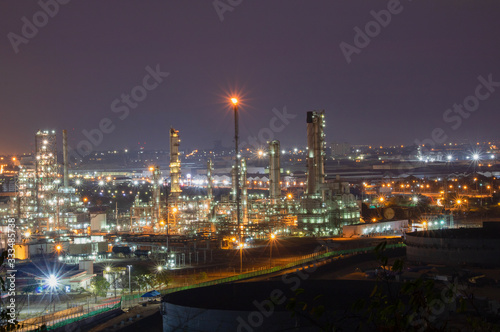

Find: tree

[144,274,156,290]
[134,275,148,292]
[156,272,172,290]
[89,276,110,303]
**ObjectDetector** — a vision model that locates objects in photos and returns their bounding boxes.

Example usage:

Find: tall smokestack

[169,127,181,199]
[306,111,325,197]
[241,158,248,222]
[207,159,213,199]
[268,140,281,201]
[231,166,237,202]
[151,165,161,224]
[63,129,69,188]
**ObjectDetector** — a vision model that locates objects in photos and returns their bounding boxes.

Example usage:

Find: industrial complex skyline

[4,2,500,331]
[2,1,500,155]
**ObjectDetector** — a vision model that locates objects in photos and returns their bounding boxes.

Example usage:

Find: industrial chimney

[268,140,281,201]
[62,129,69,188]
[169,127,182,199]
[306,111,326,197]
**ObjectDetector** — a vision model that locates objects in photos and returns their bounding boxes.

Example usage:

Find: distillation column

[62,130,69,188]
[268,140,281,202]
[169,128,182,200]
[151,165,162,225]
[35,130,58,231]
[306,111,326,198]
[207,159,213,200]
[241,158,248,223]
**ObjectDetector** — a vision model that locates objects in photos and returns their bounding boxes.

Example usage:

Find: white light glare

[47,274,58,288]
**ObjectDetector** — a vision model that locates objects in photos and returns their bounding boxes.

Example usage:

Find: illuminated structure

[298,111,360,235]
[62,129,69,188]
[14,130,87,232]
[268,140,281,202]
[231,166,237,202]
[16,167,37,225]
[35,130,58,218]
[207,159,213,200]
[169,128,182,199]
[151,165,164,225]
[306,111,325,198]
[241,158,248,223]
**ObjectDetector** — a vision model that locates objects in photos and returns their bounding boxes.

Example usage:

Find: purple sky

[1,0,500,155]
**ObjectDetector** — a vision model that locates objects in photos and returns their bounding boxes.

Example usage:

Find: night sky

[1,1,500,155]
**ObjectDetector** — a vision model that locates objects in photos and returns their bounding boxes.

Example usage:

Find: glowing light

[47,274,58,289]
[231,98,238,105]
[270,233,276,240]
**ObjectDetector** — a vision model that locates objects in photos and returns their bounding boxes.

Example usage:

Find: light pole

[106,267,117,298]
[127,265,132,294]
[232,97,243,274]
[269,233,275,268]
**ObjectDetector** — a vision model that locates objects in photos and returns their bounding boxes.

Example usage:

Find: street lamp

[46,274,59,313]
[231,97,243,274]
[105,267,118,297]
[269,233,276,268]
[127,265,132,294]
